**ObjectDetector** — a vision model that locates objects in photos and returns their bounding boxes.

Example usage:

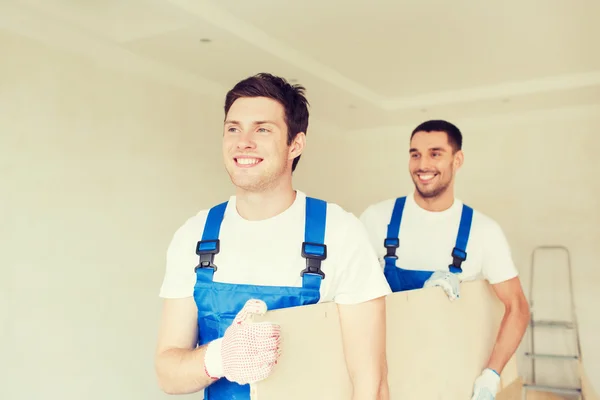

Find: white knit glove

[470,368,501,400]
[203,299,281,385]
[423,270,460,301]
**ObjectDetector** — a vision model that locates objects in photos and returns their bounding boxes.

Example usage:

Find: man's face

[408,130,462,199]
[222,96,303,192]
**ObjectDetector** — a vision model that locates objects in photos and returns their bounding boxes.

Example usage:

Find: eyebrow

[409,147,447,152]
[224,120,278,126]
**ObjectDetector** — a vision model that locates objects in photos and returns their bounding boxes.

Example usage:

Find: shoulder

[463,205,517,282]
[322,199,353,219]
[469,206,505,234]
[465,205,512,249]
[174,209,209,235]
[362,197,399,215]
[166,203,225,251]
[314,199,382,254]
[303,196,365,239]
[359,197,401,223]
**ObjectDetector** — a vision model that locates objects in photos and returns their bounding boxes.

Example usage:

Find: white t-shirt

[159,191,392,304]
[358,193,518,285]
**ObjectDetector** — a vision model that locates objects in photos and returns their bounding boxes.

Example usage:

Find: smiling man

[359,120,530,400]
[154,73,391,400]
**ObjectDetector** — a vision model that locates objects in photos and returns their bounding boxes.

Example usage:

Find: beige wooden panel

[497,361,597,399]
[497,379,567,400]
[250,280,519,400]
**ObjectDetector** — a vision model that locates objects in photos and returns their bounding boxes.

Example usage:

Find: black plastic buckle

[449,246,467,272]
[195,239,220,271]
[384,238,399,259]
[300,242,326,279]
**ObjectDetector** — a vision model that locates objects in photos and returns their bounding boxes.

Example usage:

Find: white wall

[296,105,600,391]
[0,30,232,400]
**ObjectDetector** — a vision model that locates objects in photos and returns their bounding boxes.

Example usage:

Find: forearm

[345,305,390,400]
[155,345,214,395]
[337,297,389,400]
[351,370,389,400]
[486,304,530,373]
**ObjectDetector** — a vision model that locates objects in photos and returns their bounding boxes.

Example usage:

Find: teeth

[237,158,260,165]
[419,174,435,181]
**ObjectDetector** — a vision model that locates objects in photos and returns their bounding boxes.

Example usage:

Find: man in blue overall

[359,120,530,400]
[154,73,392,399]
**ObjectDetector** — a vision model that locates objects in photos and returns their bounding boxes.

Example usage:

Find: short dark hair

[410,119,463,153]
[224,73,310,172]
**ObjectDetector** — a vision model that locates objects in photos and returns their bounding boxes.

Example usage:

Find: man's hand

[470,368,500,399]
[423,270,460,301]
[204,299,281,384]
[154,297,280,395]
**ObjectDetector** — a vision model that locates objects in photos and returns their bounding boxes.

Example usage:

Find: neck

[235,177,296,221]
[413,187,455,212]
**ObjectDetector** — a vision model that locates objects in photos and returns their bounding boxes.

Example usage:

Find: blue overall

[192,197,328,400]
[383,196,474,292]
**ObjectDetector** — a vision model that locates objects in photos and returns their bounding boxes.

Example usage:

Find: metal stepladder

[522,245,584,399]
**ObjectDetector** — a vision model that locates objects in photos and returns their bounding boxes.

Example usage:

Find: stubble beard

[228,162,288,194]
[414,180,449,199]
[412,170,452,200]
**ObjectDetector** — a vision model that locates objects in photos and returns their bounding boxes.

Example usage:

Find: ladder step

[530,319,574,328]
[524,352,579,360]
[523,383,581,395]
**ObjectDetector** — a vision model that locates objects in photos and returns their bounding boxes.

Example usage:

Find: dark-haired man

[154,73,391,400]
[359,120,530,400]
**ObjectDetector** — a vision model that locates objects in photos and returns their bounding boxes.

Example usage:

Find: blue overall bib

[192,197,328,400]
[383,196,474,292]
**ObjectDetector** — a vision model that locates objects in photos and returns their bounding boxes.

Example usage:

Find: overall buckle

[384,238,399,259]
[449,246,467,273]
[301,242,326,279]
[195,239,220,271]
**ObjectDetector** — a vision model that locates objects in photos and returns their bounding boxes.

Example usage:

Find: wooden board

[497,379,566,400]
[249,280,519,400]
[496,361,597,400]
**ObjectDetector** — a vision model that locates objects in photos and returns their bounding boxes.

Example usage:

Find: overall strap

[301,197,327,288]
[195,201,228,274]
[449,204,473,273]
[384,197,407,259]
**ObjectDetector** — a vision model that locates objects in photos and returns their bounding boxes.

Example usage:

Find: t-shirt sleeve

[358,205,386,268]
[481,219,519,284]
[358,206,381,253]
[331,214,392,305]
[158,215,204,299]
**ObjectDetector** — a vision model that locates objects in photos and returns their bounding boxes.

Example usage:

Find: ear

[454,149,464,170]
[288,132,306,160]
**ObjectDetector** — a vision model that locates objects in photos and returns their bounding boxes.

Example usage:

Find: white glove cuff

[203,338,224,379]
[483,368,501,381]
[479,368,501,395]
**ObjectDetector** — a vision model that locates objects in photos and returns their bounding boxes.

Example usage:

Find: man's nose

[236,130,256,150]
[418,156,432,171]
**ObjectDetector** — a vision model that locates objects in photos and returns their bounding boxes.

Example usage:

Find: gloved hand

[423,270,461,301]
[203,299,281,384]
[470,368,501,400]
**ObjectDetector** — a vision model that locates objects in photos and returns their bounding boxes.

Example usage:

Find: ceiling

[2,0,600,131]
